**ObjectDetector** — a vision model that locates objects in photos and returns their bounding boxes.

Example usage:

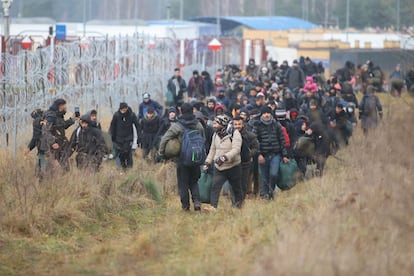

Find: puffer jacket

[205,129,242,171]
[253,118,288,157]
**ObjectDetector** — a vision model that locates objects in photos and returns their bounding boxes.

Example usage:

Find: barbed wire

[0,35,178,151]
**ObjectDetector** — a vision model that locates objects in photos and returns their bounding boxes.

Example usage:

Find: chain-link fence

[0,34,177,153]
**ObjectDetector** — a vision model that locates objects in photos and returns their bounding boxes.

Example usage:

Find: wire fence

[0,34,178,153]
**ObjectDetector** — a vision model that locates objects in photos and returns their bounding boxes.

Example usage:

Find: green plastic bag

[277,159,299,190]
[198,173,212,203]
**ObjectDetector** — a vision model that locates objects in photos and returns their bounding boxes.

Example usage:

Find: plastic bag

[198,173,212,203]
[277,159,299,190]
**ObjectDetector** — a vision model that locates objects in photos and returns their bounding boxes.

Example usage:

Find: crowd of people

[25,56,414,212]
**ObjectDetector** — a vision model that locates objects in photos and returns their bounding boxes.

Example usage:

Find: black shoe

[182,206,190,212]
[194,206,201,211]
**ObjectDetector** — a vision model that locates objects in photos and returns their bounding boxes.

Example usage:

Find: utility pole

[2,0,13,38]
[83,0,86,36]
[346,0,350,30]
[167,0,171,20]
[179,0,183,20]
[324,0,329,29]
[396,0,400,32]
[216,0,220,37]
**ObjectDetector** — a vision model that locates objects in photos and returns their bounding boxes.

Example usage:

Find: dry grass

[0,94,413,275]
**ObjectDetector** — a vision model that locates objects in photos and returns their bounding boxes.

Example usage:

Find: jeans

[176,163,201,210]
[210,165,243,208]
[259,154,281,198]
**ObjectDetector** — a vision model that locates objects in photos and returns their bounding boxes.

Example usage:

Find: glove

[214,155,227,167]
[379,112,383,120]
[155,152,165,163]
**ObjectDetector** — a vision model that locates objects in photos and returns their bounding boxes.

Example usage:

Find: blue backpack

[178,123,206,166]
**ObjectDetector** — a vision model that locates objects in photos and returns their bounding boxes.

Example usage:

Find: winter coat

[359,92,382,130]
[206,129,242,171]
[167,76,187,103]
[246,64,258,78]
[308,122,331,157]
[304,61,318,77]
[109,108,139,152]
[140,114,161,149]
[286,67,305,90]
[239,127,259,160]
[138,100,163,120]
[202,76,215,98]
[188,76,204,99]
[70,126,106,158]
[159,114,205,163]
[253,118,288,157]
[45,103,75,148]
[305,108,329,126]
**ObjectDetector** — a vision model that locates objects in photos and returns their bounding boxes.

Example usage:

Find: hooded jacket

[69,124,107,159]
[159,114,205,162]
[45,102,75,147]
[109,107,139,147]
[138,99,163,120]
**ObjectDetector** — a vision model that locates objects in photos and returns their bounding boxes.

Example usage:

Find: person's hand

[202,163,209,173]
[283,157,290,163]
[24,148,30,157]
[52,143,59,150]
[258,154,265,165]
[155,152,165,163]
[214,155,227,166]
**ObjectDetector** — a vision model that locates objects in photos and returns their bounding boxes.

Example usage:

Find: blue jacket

[138,100,163,120]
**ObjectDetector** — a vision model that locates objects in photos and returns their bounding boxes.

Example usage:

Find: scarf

[216,127,228,139]
[260,116,273,126]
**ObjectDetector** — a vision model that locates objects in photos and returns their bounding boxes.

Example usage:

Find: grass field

[0,94,413,275]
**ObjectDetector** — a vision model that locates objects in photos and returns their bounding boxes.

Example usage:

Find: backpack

[178,123,206,166]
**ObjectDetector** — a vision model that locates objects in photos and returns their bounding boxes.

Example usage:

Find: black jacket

[109,107,139,147]
[45,103,74,147]
[240,127,259,159]
[253,118,288,157]
[70,126,106,157]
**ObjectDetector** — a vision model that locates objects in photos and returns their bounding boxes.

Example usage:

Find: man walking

[158,103,205,211]
[253,106,289,200]
[167,68,187,106]
[109,102,139,170]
